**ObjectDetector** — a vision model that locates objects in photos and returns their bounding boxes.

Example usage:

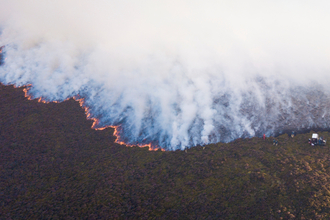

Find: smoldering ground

[1,0,330,150]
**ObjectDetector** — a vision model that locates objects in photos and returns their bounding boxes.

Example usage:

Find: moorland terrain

[1,84,330,219]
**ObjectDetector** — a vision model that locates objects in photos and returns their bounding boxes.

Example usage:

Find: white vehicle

[309,133,326,146]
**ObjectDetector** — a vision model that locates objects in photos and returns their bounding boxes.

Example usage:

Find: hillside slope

[1,84,330,219]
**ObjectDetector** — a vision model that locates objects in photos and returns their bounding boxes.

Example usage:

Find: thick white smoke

[1,0,330,150]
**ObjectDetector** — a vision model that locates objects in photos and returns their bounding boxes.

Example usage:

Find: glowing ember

[20,84,163,151]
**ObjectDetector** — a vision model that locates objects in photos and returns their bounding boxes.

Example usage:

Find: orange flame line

[18,84,164,151]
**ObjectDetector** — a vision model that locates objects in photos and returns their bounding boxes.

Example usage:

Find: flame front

[20,85,164,151]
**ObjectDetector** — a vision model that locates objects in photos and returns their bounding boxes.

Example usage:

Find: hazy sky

[1,0,330,77]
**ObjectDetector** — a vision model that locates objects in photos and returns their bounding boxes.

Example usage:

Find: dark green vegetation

[1,84,330,219]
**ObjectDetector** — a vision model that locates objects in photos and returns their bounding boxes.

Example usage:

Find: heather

[1,84,330,219]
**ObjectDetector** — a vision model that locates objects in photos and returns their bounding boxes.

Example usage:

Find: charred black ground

[1,84,330,219]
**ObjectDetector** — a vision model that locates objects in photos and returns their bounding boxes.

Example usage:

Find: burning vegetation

[20,84,162,151]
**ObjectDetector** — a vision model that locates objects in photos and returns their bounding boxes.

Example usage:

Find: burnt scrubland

[1,84,330,219]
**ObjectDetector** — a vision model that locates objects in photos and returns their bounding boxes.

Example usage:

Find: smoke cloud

[1,0,330,150]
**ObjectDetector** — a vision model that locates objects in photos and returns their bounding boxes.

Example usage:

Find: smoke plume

[1,0,330,150]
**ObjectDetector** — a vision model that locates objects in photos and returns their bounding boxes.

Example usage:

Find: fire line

[7,83,164,151]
